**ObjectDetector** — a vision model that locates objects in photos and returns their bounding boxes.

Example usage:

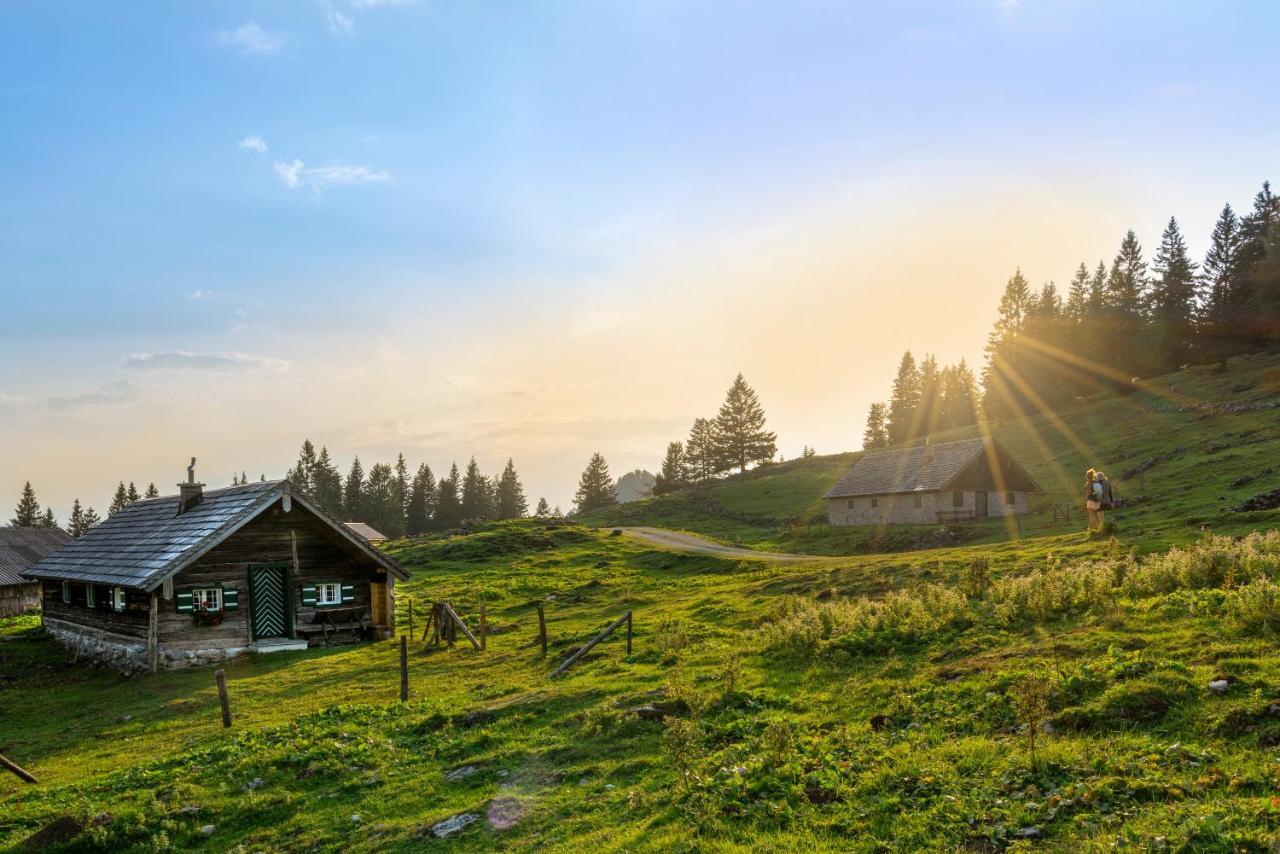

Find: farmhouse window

[192,588,222,610]
[870,497,879,509]
[111,586,127,612]
[176,585,238,613]
[1006,492,1015,506]
[846,499,853,509]
[85,584,96,608]
[914,493,923,509]
[317,582,341,606]
[61,581,70,603]
[952,491,965,508]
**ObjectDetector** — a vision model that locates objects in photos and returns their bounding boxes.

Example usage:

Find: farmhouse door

[974,492,989,518]
[249,564,290,640]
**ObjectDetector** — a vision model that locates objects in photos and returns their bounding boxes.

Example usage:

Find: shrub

[1226,577,1280,635]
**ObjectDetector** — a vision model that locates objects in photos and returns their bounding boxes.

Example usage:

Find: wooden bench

[295,606,374,646]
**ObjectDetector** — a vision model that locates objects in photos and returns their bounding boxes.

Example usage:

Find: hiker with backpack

[1085,468,1113,532]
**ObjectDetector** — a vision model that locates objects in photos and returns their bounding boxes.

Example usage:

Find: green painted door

[249,565,289,640]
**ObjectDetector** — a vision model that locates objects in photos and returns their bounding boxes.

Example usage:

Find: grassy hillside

[5,520,1280,850]
[583,351,1280,554]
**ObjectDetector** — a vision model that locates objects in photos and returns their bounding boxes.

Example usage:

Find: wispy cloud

[124,351,289,373]
[273,159,389,190]
[187,289,225,300]
[322,1,354,33]
[238,135,268,155]
[48,381,137,411]
[216,22,284,55]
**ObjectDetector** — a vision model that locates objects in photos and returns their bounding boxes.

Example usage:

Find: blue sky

[2,1,1278,516]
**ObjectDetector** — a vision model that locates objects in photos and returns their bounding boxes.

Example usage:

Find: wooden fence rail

[551,610,632,677]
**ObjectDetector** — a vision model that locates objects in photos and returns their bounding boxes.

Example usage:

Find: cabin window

[1006,491,1015,507]
[192,587,222,611]
[317,582,342,606]
[85,584,96,608]
[870,497,879,509]
[846,499,853,509]
[111,587,127,612]
[952,491,965,508]
[61,581,70,603]
[914,493,923,509]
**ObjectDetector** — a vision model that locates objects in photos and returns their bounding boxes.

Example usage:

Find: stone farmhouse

[0,526,70,617]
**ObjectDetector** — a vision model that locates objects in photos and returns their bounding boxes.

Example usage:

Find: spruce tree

[289,440,318,494]
[68,499,87,537]
[1238,181,1280,346]
[344,456,365,521]
[862,403,889,450]
[940,360,978,429]
[312,447,344,515]
[39,508,56,528]
[981,271,1032,421]
[144,483,159,499]
[1202,203,1244,363]
[495,459,528,519]
[406,463,436,536]
[392,454,410,524]
[653,441,687,495]
[887,350,923,443]
[1065,263,1089,322]
[435,463,462,529]
[573,452,617,515]
[1149,217,1200,370]
[363,463,403,537]
[916,355,942,437]
[1106,229,1150,376]
[82,505,101,531]
[683,418,720,483]
[126,482,140,503]
[460,457,489,520]
[109,482,130,516]
[11,482,40,526]
[534,497,551,517]
[713,374,778,474]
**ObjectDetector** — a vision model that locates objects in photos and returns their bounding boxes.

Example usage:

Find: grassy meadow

[2,355,1280,850]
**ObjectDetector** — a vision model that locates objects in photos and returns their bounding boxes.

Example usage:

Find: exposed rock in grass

[430,813,479,838]
[1208,679,1230,693]
[20,816,85,850]
[1234,488,1280,512]
[199,825,216,836]
[445,765,479,782]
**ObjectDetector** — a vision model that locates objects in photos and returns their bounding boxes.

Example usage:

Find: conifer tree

[82,505,102,531]
[573,452,617,515]
[653,442,687,495]
[1202,203,1244,363]
[916,355,942,437]
[144,483,159,499]
[68,499,87,537]
[684,418,721,483]
[887,350,923,443]
[1065,263,1089,321]
[1238,181,1280,346]
[862,403,889,450]
[435,463,462,529]
[240,471,248,486]
[312,447,344,515]
[126,482,140,504]
[460,457,489,520]
[363,463,403,537]
[11,482,40,526]
[109,482,130,516]
[534,497,551,517]
[39,508,56,528]
[406,463,436,536]
[713,374,777,474]
[940,360,978,429]
[392,454,411,523]
[1149,217,1200,370]
[289,440,318,493]
[981,271,1033,421]
[1106,230,1150,376]
[495,458,528,519]
[344,456,365,521]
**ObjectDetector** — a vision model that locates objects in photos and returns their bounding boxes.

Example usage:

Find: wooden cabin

[825,438,1041,526]
[22,466,408,673]
[0,527,70,617]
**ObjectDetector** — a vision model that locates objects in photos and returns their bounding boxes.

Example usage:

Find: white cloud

[48,381,137,410]
[273,159,389,190]
[238,135,268,155]
[217,22,284,55]
[187,289,224,300]
[322,1,355,33]
[124,351,290,373]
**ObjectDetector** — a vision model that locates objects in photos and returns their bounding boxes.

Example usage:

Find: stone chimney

[177,457,204,514]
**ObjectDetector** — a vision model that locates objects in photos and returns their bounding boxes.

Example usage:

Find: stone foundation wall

[43,618,251,674]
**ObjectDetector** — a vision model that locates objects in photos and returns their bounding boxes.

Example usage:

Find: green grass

[4,354,1280,851]
[583,351,1280,555]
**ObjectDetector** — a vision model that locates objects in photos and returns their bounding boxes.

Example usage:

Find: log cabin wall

[0,582,41,617]
[40,580,150,639]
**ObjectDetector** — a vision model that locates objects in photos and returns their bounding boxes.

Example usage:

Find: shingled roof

[0,526,71,586]
[825,438,1037,499]
[22,480,407,591]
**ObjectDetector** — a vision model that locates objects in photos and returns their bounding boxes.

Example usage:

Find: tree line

[9,479,167,537]
[285,440,539,538]
[864,179,1280,444]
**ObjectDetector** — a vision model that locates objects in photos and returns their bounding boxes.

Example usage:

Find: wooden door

[974,491,988,518]
[249,565,289,640]
[370,581,387,628]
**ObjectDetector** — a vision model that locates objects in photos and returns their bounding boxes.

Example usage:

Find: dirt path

[615,527,824,562]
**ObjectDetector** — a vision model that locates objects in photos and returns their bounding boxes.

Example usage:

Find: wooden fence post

[537,605,547,657]
[214,669,232,729]
[479,604,487,651]
[407,598,414,643]
[441,603,481,651]
[0,752,38,784]
[399,635,408,703]
[626,610,633,655]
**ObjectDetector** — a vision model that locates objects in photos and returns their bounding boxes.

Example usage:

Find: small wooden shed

[22,469,408,672]
[0,527,70,617]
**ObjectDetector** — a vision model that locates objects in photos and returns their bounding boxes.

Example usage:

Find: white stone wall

[44,617,251,674]
[827,490,1029,526]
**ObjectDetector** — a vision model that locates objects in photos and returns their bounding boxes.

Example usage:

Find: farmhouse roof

[344,522,387,542]
[0,526,71,586]
[22,480,408,591]
[824,437,1039,499]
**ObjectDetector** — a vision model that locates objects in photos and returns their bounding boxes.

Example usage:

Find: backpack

[1098,477,1113,510]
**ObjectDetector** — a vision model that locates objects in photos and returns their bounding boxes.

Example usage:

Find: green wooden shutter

[340,583,355,604]
[113,587,125,612]
[222,586,239,610]
[301,584,318,606]
[85,585,96,608]
[176,590,194,613]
